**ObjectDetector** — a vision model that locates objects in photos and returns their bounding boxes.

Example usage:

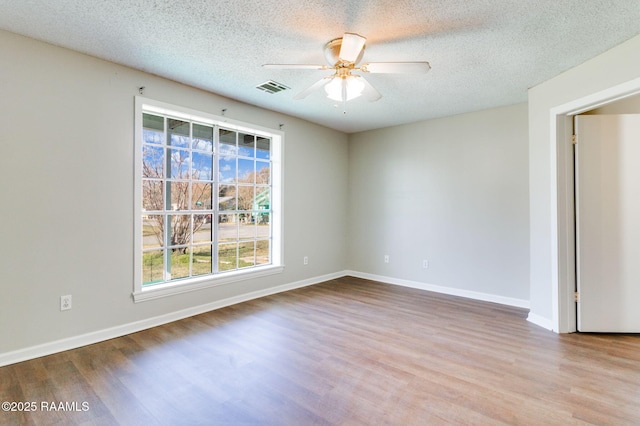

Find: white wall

[528,33,640,328]
[0,30,349,357]
[348,104,530,303]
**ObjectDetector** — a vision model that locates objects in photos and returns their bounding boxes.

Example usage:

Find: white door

[575,114,640,332]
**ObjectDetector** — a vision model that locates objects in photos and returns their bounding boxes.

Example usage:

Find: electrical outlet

[384,255,389,263]
[423,259,429,269]
[60,295,72,311]
[303,256,308,265]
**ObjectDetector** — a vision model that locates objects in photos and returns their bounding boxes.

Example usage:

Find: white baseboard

[0,271,345,368]
[344,270,530,309]
[526,312,555,331]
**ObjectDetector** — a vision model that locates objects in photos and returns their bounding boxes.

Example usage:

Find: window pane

[142,146,164,178]
[168,119,190,148]
[219,214,237,242]
[193,123,213,152]
[143,215,164,249]
[166,181,189,211]
[142,180,163,211]
[256,240,270,265]
[169,248,190,280]
[169,149,189,179]
[238,133,255,157]
[255,187,270,211]
[192,182,212,210]
[143,129,163,145]
[218,243,237,271]
[238,241,255,269]
[256,136,270,160]
[239,215,255,239]
[192,152,213,180]
[219,158,236,183]
[237,185,254,211]
[143,113,164,131]
[169,214,192,246]
[169,134,190,148]
[142,250,164,285]
[238,159,254,183]
[219,184,237,210]
[256,214,270,238]
[219,129,237,157]
[256,161,270,184]
[193,217,212,243]
[192,245,212,276]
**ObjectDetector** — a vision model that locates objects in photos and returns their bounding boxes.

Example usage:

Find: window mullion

[189,122,194,279]
[163,116,171,281]
[213,125,220,273]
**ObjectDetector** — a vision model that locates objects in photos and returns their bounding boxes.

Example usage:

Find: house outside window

[133,97,282,301]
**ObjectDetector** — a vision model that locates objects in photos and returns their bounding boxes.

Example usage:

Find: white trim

[526,312,554,331]
[549,76,640,333]
[346,270,530,309]
[0,271,344,368]
[139,97,281,137]
[133,265,285,302]
[134,98,143,289]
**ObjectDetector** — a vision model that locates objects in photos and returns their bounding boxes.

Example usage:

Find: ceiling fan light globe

[324,76,365,101]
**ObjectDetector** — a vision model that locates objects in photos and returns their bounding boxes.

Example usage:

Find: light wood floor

[2,276,640,425]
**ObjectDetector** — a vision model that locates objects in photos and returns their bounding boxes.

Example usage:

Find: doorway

[550,82,640,333]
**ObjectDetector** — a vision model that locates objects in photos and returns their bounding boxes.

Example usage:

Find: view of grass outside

[142,223,270,283]
[142,245,213,283]
[142,251,163,284]
[218,232,270,272]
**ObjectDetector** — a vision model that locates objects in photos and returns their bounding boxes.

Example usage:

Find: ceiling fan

[263,32,431,109]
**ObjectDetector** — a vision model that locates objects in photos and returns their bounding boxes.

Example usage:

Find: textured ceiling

[1,1,639,133]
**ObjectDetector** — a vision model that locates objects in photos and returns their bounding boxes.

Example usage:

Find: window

[134,97,282,301]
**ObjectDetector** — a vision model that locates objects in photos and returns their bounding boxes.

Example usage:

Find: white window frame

[133,96,283,302]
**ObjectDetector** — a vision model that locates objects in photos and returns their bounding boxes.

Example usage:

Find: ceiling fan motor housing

[324,38,365,66]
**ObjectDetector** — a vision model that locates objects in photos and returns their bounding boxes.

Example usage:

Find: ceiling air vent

[256,80,290,94]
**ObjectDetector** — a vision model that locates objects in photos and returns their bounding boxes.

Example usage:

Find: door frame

[550,77,640,333]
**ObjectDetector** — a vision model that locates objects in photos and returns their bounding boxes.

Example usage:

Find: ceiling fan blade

[358,75,382,102]
[263,64,329,70]
[293,76,332,100]
[339,33,366,63]
[361,62,431,74]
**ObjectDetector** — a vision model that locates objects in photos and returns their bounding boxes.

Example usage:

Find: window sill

[132,265,284,303]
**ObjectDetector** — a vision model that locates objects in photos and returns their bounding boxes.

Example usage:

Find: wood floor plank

[2,276,640,425]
